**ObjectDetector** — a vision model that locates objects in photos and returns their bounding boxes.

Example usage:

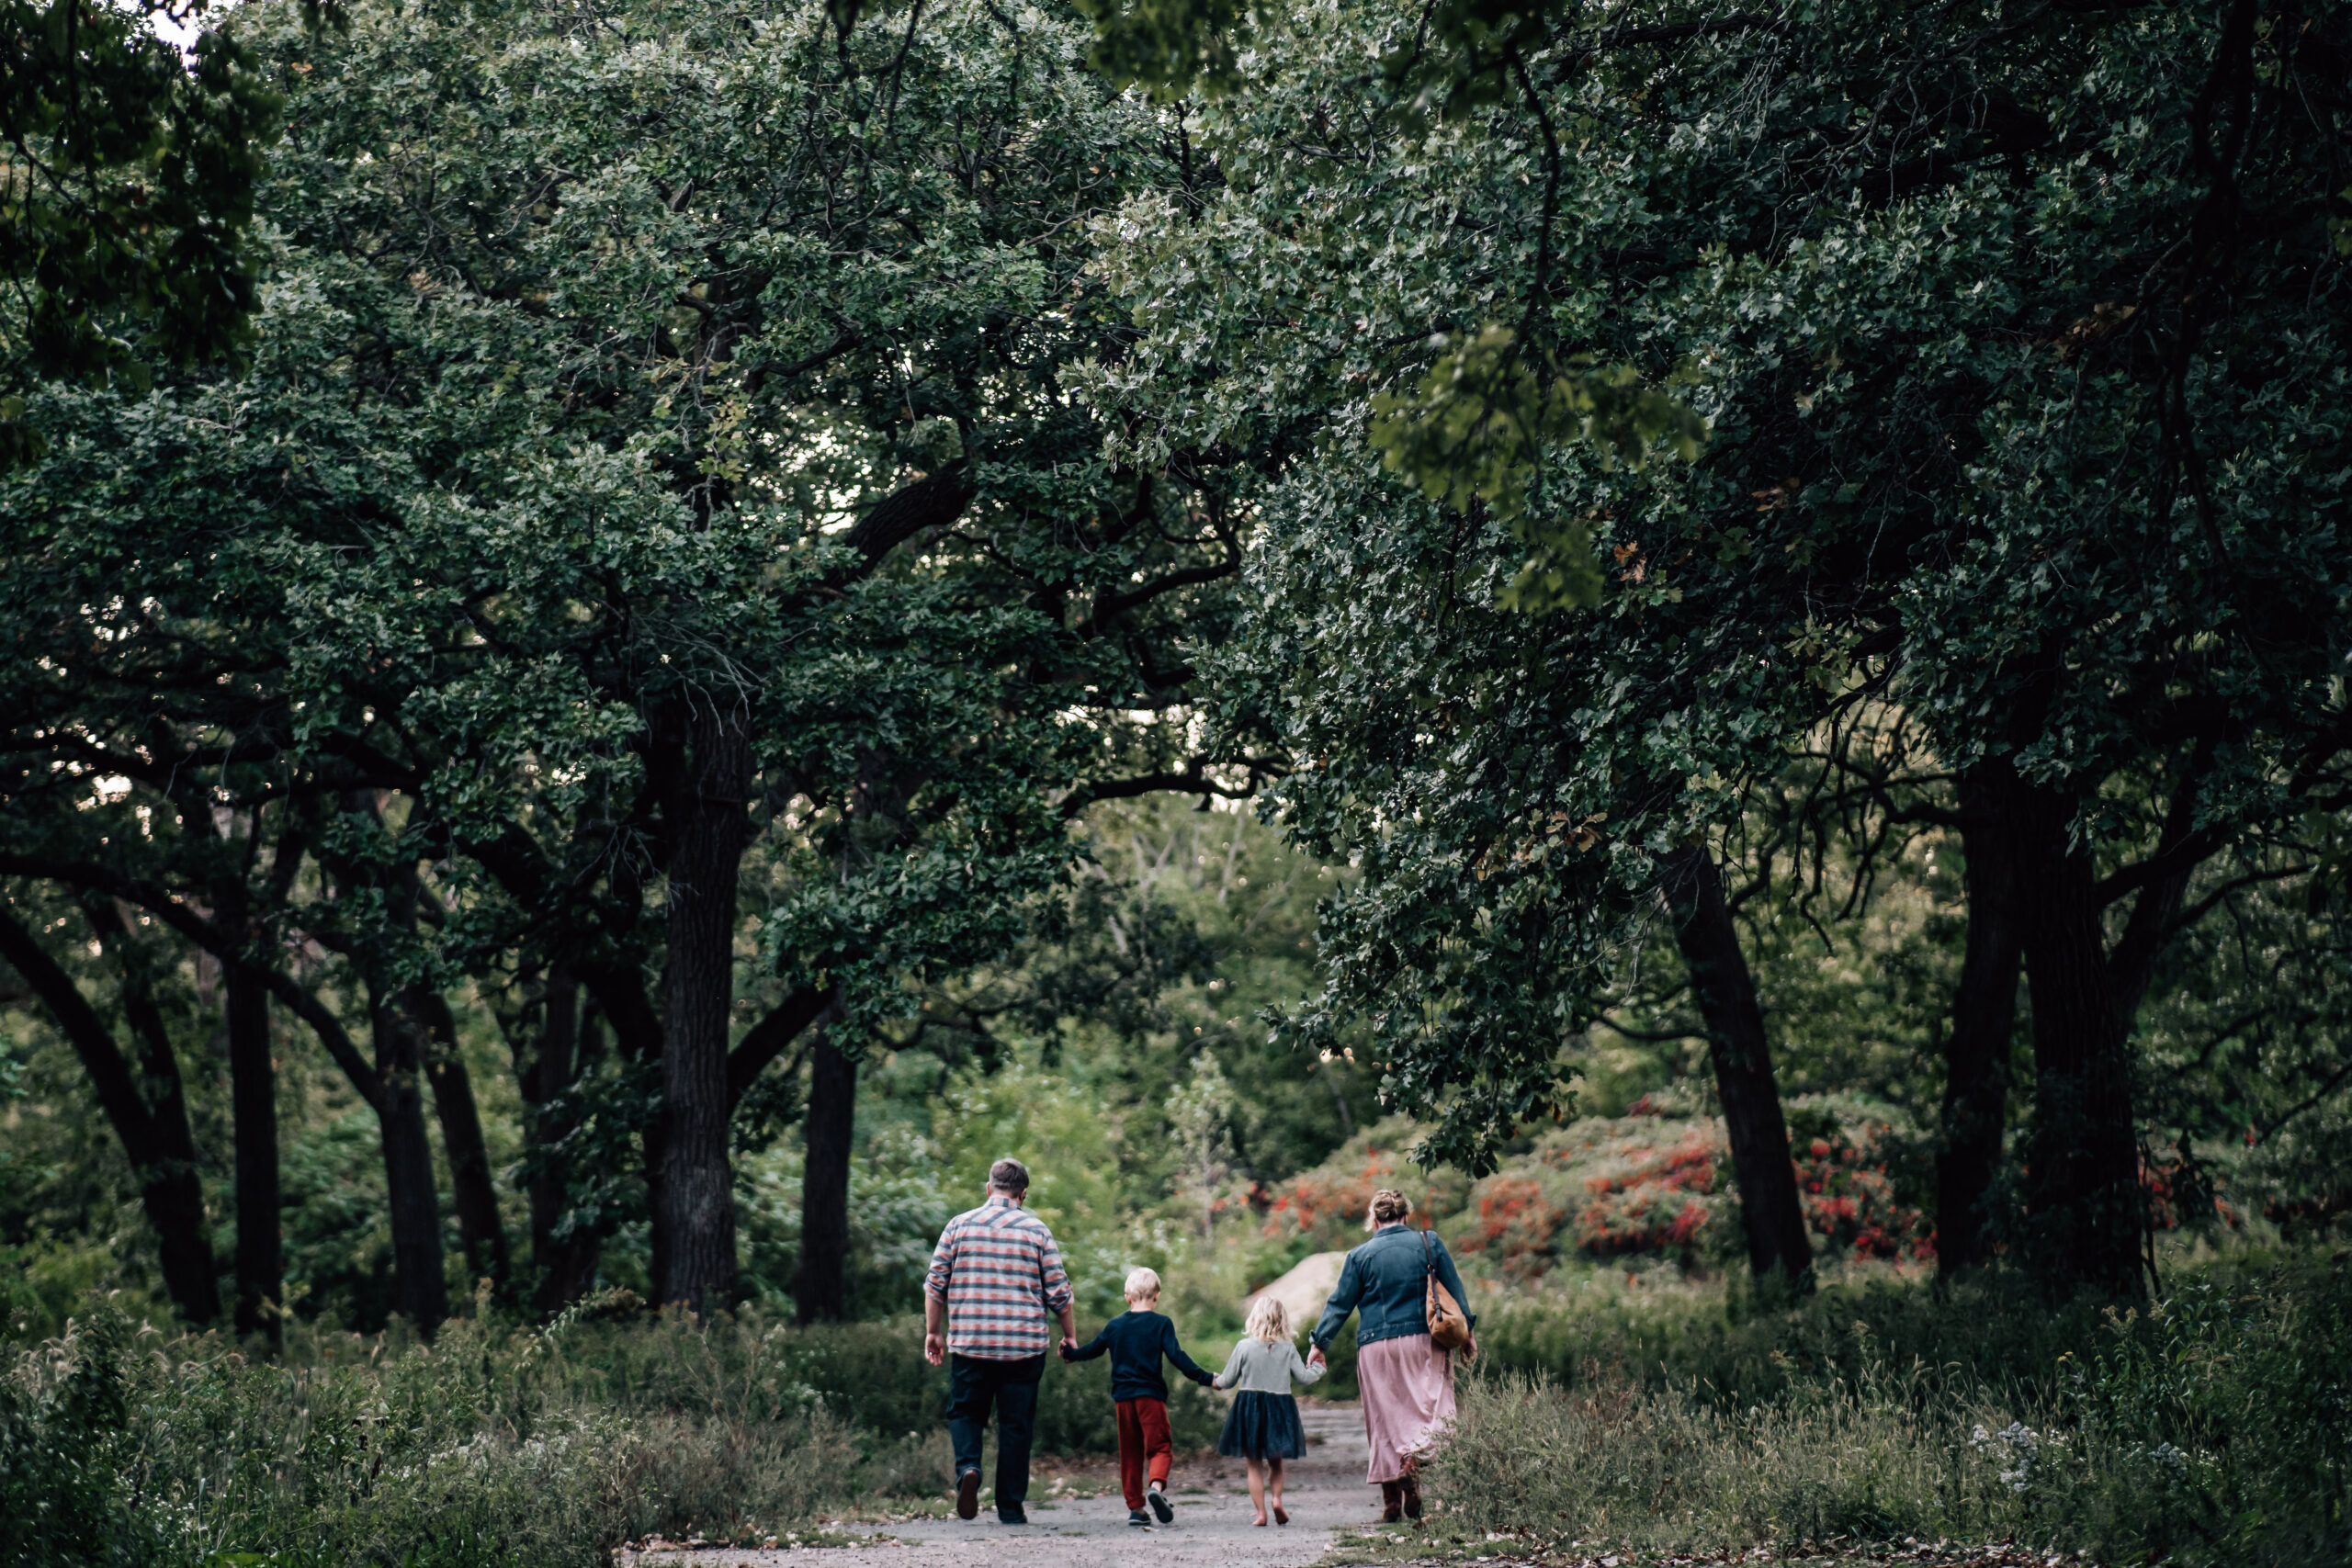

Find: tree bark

[416,988,511,1300]
[1659,846,1814,1287]
[574,953,665,1299]
[1936,761,2025,1277]
[652,697,753,1315]
[526,974,604,1313]
[797,1022,855,1324]
[2014,783,2146,1298]
[371,993,452,1333]
[224,965,283,1338]
[0,906,222,1326]
[101,899,227,1332]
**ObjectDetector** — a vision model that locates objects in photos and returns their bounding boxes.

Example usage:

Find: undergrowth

[0,1296,1216,1568]
[1429,1255,2351,1566]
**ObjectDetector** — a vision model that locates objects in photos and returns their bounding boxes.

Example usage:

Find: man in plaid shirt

[924,1156,1075,1525]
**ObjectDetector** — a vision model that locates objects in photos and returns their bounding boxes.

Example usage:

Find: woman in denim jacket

[1307,1189,1476,1521]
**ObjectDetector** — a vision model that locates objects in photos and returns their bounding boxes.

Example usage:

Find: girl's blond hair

[1124,1267,1162,1303]
[1245,1293,1291,1346]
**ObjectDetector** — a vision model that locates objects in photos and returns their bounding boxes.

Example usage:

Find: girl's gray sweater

[1211,1337,1325,1393]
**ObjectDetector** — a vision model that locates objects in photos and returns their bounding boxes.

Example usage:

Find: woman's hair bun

[1368,1188,1413,1225]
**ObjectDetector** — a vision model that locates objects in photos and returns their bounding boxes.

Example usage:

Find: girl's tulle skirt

[1216,1390,1306,1460]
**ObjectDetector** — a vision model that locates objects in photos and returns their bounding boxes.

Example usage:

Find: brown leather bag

[1421,1230,1472,1351]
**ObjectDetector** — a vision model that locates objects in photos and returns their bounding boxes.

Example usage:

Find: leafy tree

[1166,1047,1237,1238]
[3,0,1253,1325]
[1092,0,2352,1296]
[0,1,278,460]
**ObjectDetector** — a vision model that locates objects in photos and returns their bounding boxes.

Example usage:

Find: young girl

[1211,1295,1324,1526]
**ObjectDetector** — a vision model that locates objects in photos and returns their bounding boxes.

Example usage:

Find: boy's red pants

[1114,1397,1173,1510]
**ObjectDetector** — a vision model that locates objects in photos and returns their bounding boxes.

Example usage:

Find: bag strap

[1421,1227,1437,1280]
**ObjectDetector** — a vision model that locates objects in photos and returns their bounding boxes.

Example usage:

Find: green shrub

[0,1304,942,1568]
[1430,1256,2352,1567]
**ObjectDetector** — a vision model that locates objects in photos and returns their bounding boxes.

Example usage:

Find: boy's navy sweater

[1061,1310,1214,1402]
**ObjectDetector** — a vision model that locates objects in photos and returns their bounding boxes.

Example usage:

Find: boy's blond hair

[1123,1267,1162,1304]
[1245,1294,1291,1345]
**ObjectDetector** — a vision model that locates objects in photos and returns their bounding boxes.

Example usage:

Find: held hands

[1306,1346,1327,1370]
[923,1332,945,1367]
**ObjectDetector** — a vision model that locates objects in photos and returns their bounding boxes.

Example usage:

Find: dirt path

[623,1402,1380,1568]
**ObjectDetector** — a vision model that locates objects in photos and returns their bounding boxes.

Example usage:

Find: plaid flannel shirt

[925,1193,1073,1359]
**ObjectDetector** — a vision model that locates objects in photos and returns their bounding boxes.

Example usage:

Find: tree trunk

[106,908,223,1328]
[0,906,221,1326]
[417,988,511,1300]
[1936,761,2025,1277]
[372,994,451,1334]
[653,698,752,1314]
[2014,783,2145,1297]
[225,965,283,1338]
[797,1023,855,1324]
[527,975,603,1314]
[1659,846,1814,1287]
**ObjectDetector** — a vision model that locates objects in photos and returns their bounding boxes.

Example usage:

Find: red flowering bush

[1265,1100,1935,1276]
[1568,1126,1727,1262]
[1788,1120,1933,1261]
[1259,1126,1467,1250]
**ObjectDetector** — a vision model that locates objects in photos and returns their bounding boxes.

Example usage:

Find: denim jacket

[1310,1224,1476,1351]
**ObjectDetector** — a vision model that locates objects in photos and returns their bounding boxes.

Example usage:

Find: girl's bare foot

[1252,1514,1269,1528]
[1272,1506,1289,1526]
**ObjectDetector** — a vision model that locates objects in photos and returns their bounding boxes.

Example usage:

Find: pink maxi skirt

[1355,1332,1456,1483]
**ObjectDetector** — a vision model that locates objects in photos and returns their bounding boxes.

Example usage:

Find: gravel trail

[622,1402,1377,1568]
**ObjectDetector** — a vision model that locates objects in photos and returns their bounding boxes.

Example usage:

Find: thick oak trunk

[2014,784,2145,1297]
[0,907,221,1326]
[653,699,752,1314]
[417,988,511,1299]
[225,965,283,1337]
[372,996,451,1333]
[1936,761,2025,1277]
[1659,846,1814,1286]
[797,1024,855,1324]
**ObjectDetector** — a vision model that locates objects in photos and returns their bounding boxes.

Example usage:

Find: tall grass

[1431,1256,2351,1566]
[0,1295,1215,1568]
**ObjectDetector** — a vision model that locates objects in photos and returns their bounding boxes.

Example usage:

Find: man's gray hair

[989,1157,1030,1195]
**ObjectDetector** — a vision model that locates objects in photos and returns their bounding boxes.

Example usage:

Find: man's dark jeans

[947,1352,1044,1516]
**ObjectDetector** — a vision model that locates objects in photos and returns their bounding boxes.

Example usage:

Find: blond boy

[1060,1267,1214,1526]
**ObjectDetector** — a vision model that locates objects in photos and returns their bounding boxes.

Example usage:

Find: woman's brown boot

[1398,1467,1423,1520]
[1378,1482,1404,1522]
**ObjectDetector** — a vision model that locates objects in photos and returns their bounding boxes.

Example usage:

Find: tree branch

[727,984,835,1103]
[0,903,153,1150]
[835,464,977,576]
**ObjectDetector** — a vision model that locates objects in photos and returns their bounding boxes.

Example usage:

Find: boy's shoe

[1147,1484,1174,1524]
[1127,1510,1152,1529]
[996,1506,1028,1526]
[956,1470,980,1520]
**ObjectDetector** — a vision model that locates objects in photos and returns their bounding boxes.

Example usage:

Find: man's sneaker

[996,1506,1029,1526]
[1147,1485,1174,1524]
[955,1470,980,1520]
[1127,1510,1152,1529]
